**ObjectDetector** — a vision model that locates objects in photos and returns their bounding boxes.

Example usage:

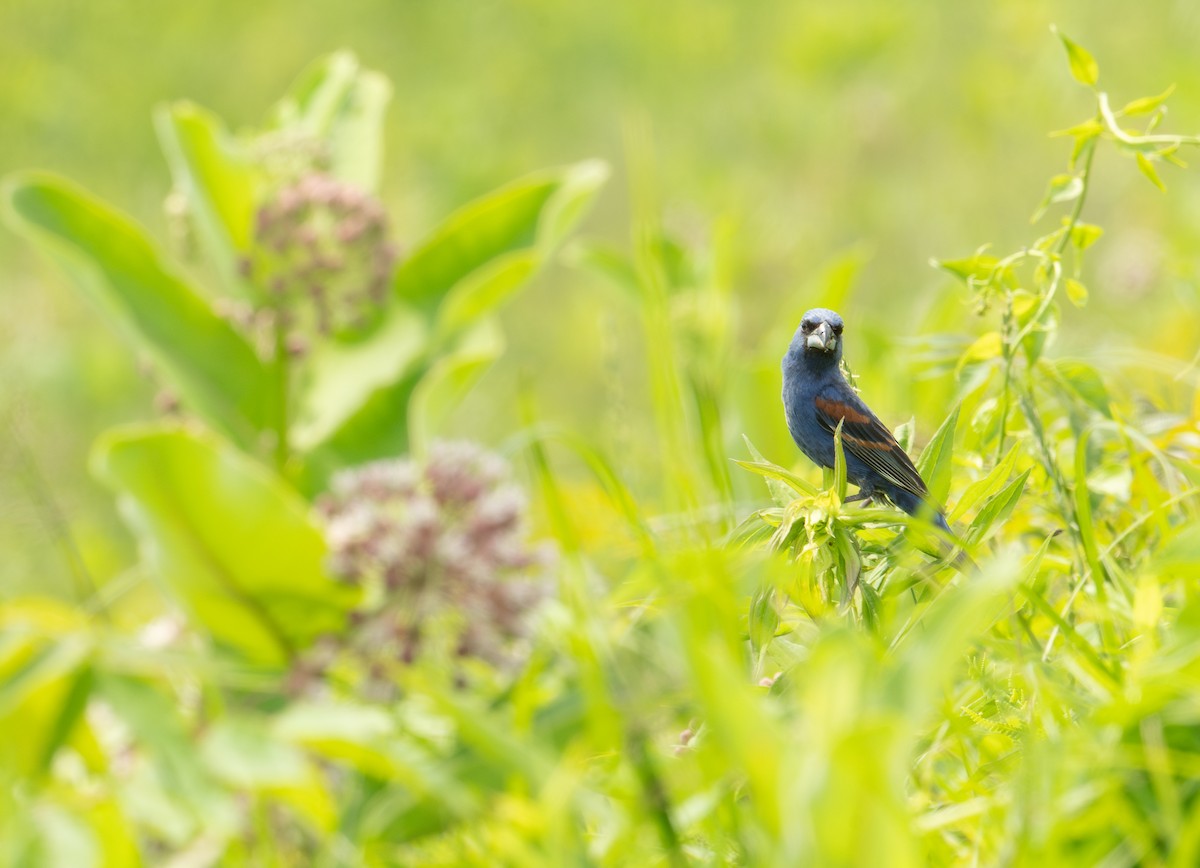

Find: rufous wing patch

[814,396,873,426]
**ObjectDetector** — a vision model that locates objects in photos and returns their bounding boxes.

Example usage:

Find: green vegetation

[2,6,1200,866]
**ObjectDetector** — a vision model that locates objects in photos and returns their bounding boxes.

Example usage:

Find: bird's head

[790,308,845,361]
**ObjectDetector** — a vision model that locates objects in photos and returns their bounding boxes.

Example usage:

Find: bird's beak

[806,321,836,352]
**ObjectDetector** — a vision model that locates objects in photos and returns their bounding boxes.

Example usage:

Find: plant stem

[1053,137,1097,258]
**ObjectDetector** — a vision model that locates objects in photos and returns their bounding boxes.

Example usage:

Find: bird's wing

[813,385,929,499]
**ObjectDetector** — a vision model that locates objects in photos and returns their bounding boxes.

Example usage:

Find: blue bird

[781,308,951,535]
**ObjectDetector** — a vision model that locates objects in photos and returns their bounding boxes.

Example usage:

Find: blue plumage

[781,308,951,534]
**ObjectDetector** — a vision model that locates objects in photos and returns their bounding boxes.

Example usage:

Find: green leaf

[1072,427,1109,587]
[3,173,274,450]
[915,406,959,506]
[740,436,803,506]
[408,323,504,457]
[957,331,1003,374]
[735,456,820,500]
[1055,360,1112,418]
[748,589,781,654]
[301,162,607,479]
[965,468,1031,545]
[154,101,259,297]
[92,425,359,665]
[931,253,999,285]
[1031,174,1083,223]
[1136,152,1167,192]
[398,160,608,318]
[291,306,427,453]
[435,250,539,339]
[832,419,848,501]
[0,600,93,781]
[1069,222,1104,250]
[948,444,1020,523]
[1065,278,1089,307]
[272,51,392,193]
[1120,84,1175,116]
[1054,27,1099,87]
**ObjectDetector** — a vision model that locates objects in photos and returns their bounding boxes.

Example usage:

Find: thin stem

[1097,92,1200,147]
[1053,137,1097,258]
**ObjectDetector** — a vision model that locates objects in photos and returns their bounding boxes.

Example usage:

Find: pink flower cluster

[240,172,398,349]
[303,442,554,697]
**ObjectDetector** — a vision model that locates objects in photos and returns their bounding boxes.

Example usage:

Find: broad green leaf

[301,162,606,482]
[432,158,607,337]
[272,51,392,193]
[408,324,504,457]
[92,426,359,665]
[916,406,959,506]
[435,250,539,338]
[154,101,258,297]
[1121,85,1175,116]
[396,160,608,317]
[3,173,273,450]
[1054,28,1099,86]
[297,364,426,494]
[1136,152,1167,192]
[292,305,427,453]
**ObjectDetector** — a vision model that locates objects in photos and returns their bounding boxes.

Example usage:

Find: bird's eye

[801,321,814,332]
[832,324,843,335]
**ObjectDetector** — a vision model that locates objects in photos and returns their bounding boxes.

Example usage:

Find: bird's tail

[890,489,975,572]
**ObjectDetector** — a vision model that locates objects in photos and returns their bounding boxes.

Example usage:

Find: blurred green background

[2,0,1198,598]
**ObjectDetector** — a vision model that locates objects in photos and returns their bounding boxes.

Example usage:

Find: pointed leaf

[915,406,959,506]
[154,101,259,297]
[1054,28,1099,86]
[92,426,359,665]
[302,162,607,480]
[1121,85,1175,116]
[272,51,392,193]
[408,326,504,457]
[1136,152,1167,192]
[3,173,273,449]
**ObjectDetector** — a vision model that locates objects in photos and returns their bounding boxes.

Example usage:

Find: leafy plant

[3,31,1200,868]
[4,52,608,492]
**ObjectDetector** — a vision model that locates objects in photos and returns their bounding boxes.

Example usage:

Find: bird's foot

[844,491,873,506]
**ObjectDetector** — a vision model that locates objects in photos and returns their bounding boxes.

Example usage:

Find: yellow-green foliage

[3,10,1200,868]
